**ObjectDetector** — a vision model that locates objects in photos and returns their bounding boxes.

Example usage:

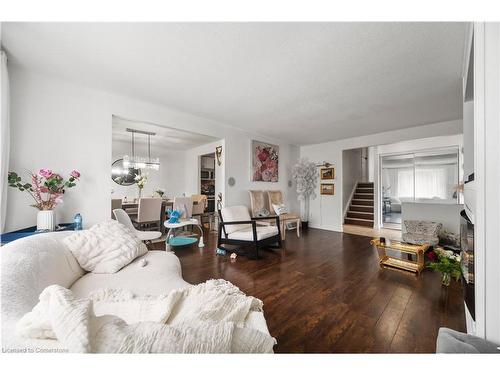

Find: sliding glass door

[414,150,459,202]
[381,148,459,229]
[381,153,414,227]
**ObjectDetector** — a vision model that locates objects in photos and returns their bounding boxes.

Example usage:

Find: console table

[370,238,429,274]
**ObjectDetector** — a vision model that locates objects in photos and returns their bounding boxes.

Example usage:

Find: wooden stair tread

[345,182,375,227]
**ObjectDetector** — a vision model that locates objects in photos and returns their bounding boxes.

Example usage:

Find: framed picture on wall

[320,167,335,180]
[320,183,335,195]
[251,140,279,182]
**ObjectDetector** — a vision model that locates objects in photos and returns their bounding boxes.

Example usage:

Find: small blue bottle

[74,213,83,231]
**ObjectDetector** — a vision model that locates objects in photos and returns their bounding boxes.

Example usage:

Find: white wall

[224,137,299,212]
[342,148,363,215]
[5,66,299,231]
[184,139,225,206]
[401,202,463,234]
[300,120,463,232]
[462,101,474,179]
[111,140,187,200]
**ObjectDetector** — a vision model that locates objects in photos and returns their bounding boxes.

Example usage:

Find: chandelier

[123,128,160,171]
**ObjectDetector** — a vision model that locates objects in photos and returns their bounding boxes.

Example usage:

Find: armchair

[217,205,282,259]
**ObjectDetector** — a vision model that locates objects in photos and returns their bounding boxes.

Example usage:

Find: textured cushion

[63,220,147,273]
[221,206,252,234]
[404,220,442,236]
[227,226,278,241]
[71,251,190,298]
[436,327,500,353]
[402,233,439,246]
[272,203,288,216]
[1,232,85,321]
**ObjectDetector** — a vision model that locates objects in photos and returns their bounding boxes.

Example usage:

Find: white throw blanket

[16,279,276,353]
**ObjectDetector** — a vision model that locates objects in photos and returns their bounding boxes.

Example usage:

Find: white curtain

[0,50,10,232]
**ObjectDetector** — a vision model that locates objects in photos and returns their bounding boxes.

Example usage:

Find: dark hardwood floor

[150,227,465,353]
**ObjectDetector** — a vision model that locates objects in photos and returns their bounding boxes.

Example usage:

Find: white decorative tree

[292,158,318,226]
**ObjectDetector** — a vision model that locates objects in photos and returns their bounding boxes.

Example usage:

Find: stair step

[358,182,374,188]
[352,199,374,207]
[356,188,374,193]
[346,211,374,220]
[350,205,373,213]
[354,193,374,200]
[344,217,374,227]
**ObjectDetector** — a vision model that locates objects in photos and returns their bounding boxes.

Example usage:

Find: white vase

[37,210,56,231]
[300,198,310,223]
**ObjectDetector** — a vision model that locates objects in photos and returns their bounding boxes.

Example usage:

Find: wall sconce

[216,146,223,166]
[315,161,332,168]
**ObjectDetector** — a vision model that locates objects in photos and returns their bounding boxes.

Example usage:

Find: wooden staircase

[344,182,374,227]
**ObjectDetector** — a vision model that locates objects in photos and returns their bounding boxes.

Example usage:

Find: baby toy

[216,248,226,256]
[166,209,183,224]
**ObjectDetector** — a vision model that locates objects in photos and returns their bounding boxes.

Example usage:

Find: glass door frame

[378,146,461,230]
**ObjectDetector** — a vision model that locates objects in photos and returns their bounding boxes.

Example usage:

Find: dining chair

[267,190,301,241]
[191,194,207,225]
[113,208,162,243]
[132,197,163,231]
[248,190,268,217]
[248,190,275,227]
[173,197,194,220]
[111,199,122,219]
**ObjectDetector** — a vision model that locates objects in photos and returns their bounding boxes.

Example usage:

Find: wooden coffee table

[370,238,429,275]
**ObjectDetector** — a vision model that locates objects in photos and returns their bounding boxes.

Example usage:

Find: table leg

[196,224,205,248]
[296,219,300,238]
[165,228,174,252]
[281,221,286,241]
[417,250,424,274]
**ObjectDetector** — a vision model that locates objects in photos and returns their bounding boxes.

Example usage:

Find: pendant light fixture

[123,128,160,171]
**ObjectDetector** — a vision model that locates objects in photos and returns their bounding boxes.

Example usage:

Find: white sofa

[1,231,270,351]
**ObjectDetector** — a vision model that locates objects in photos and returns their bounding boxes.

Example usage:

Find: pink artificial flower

[54,194,64,204]
[38,169,53,179]
[70,170,81,178]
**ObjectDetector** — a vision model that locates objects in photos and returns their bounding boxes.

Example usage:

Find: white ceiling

[112,116,219,150]
[2,22,467,145]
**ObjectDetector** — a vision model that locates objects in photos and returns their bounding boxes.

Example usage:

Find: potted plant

[291,158,318,229]
[426,248,462,286]
[8,169,81,231]
[134,174,147,199]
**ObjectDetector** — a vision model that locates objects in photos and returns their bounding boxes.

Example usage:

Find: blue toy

[216,248,227,256]
[166,209,183,224]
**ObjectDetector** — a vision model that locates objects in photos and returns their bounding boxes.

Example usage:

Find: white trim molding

[473,22,500,344]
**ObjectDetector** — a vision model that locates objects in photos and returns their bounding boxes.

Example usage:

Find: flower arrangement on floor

[8,168,81,230]
[426,248,462,286]
[291,158,318,226]
[134,174,147,198]
[8,169,81,210]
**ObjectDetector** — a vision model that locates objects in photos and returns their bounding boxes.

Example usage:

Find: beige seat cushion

[227,226,278,241]
[280,213,299,221]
